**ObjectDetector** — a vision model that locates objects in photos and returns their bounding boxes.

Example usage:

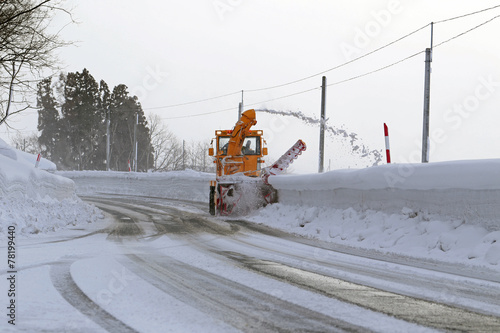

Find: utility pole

[238,90,244,120]
[422,22,433,163]
[146,144,149,172]
[182,140,186,170]
[106,108,110,171]
[203,146,206,172]
[318,76,327,173]
[133,113,138,172]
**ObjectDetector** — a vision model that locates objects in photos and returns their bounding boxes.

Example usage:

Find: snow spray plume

[255,108,383,167]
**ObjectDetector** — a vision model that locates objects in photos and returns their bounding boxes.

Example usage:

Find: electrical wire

[148,23,428,112]
[161,106,235,120]
[160,9,500,121]
[161,87,320,119]
[327,50,425,87]
[434,4,500,24]
[145,90,241,110]
[245,24,430,93]
[149,4,500,113]
[246,87,321,106]
[147,25,430,111]
[434,14,500,48]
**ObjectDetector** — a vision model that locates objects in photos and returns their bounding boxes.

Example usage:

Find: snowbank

[0,139,101,236]
[269,160,500,230]
[60,159,500,268]
[58,169,214,203]
[249,159,500,267]
[250,204,500,267]
[0,138,56,171]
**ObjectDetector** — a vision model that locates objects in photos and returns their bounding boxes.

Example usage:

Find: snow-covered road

[4,193,500,332]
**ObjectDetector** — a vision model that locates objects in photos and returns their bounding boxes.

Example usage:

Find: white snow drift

[0,139,101,235]
[251,159,500,267]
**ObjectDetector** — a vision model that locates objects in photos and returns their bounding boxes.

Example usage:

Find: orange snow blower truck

[208,109,306,215]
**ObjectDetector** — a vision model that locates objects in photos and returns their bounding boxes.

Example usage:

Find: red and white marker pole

[128,159,131,172]
[384,123,391,164]
[35,153,41,168]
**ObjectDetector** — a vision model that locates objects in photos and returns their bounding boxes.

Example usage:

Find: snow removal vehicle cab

[208,109,306,215]
[209,109,267,178]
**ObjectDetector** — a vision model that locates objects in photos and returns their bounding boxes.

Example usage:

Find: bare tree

[185,141,213,172]
[10,131,40,153]
[0,0,72,126]
[148,113,182,171]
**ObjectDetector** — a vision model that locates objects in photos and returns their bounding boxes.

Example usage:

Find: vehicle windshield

[241,137,260,155]
[218,137,230,155]
[217,136,260,155]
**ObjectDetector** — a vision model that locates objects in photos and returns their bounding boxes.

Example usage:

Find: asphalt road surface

[50,194,500,332]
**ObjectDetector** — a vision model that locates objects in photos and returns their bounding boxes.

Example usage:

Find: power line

[247,87,321,106]
[148,25,430,111]
[161,86,321,119]
[245,24,430,93]
[434,4,500,24]
[151,23,428,113]
[160,9,499,121]
[161,106,235,120]
[434,14,500,48]
[145,90,241,110]
[245,4,500,93]
[149,4,500,113]
[328,50,425,87]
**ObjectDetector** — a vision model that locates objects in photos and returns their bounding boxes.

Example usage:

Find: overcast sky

[3,0,500,173]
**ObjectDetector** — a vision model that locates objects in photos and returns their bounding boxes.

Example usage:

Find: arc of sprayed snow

[256,108,350,139]
[255,108,383,165]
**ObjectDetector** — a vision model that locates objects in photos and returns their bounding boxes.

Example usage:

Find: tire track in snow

[123,252,363,333]
[221,252,500,332]
[91,198,360,331]
[50,260,139,333]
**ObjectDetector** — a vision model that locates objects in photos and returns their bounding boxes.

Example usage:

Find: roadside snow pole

[384,123,391,164]
[128,159,131,172]
[35,153,41,168]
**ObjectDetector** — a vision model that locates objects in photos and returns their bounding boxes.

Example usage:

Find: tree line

[1,1,213,173]
[34,68,214,172]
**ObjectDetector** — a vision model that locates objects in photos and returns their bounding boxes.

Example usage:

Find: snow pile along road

[59,169,214,203]
[250,159,500,267]
[0,139,101,236]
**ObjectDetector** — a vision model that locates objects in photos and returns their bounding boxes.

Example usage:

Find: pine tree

[109,84,153,171]
[61,68,104,170]
[36,69,153,171]
[37,77,59,159]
